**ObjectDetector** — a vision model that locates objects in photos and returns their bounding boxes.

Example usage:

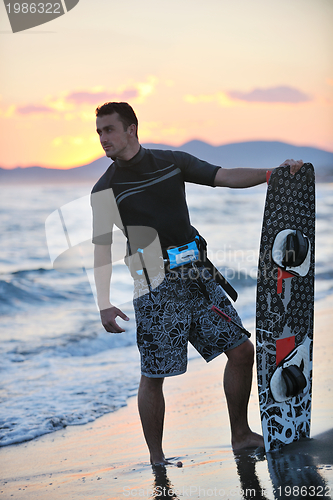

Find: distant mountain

[1,140,333,184]
[0,156,111,185]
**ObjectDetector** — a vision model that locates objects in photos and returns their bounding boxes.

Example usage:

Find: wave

[0,267,92,314]
[0,343,140,448]
[4,326,137,361]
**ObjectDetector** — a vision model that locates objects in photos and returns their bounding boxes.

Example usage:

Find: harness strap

[137,249,153,296]
[204,257,238,302]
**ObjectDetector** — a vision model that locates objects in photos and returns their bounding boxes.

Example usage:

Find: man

[91,101,303,465]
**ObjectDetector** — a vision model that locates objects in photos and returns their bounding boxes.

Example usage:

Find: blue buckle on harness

[166,236,200,269]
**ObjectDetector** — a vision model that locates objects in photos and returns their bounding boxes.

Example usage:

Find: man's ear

[127,123,137,137]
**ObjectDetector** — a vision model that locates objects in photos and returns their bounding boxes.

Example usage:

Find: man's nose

[100,132,107,143]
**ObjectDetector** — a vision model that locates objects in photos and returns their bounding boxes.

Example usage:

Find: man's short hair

[95,102,138,138]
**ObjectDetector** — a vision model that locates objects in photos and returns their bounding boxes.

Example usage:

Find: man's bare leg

[138,375,168,465]
[224,339,264,450]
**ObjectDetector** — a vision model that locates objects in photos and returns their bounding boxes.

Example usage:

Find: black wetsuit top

[91,147,220,251]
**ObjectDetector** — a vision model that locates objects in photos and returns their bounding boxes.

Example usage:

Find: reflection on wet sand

[233,448,270,499]
[233,431,332,500]
[267,432,332,500]
[152,464,180,499]
[148,431,332,500]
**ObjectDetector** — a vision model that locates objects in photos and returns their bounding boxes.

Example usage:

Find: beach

[1,294,332,500]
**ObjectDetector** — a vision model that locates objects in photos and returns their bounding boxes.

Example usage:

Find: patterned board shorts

[133,265,248,378]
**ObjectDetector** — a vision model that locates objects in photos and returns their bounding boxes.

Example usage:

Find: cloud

[67,88,138,105]
[185,86,312,107]
[12,77,158,120]
[0,104,15,118]
[17,105,54,115]
[66,77,158,106]
[227,86,312,104]
[135,76,158,102]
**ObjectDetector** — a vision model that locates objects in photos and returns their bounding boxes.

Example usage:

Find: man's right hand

[100,306,129,333]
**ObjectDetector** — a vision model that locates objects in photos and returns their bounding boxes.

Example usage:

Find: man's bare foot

[232,431,264,451]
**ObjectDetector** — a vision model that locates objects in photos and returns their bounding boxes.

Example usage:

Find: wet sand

[1,295,332,499]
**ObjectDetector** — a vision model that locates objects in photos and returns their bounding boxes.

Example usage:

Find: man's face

[96,113,132,160]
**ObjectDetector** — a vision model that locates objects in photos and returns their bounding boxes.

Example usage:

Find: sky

[0,0,332,169]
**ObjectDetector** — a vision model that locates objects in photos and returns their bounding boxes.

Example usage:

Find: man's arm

[214,159,304,188]
[94,244,129,333]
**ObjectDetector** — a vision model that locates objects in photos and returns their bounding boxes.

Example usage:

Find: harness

[164,235,238,302]
[130,233,238,302]
[126,233,251,338]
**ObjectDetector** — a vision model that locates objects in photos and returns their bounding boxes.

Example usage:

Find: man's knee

[226,339,254,366]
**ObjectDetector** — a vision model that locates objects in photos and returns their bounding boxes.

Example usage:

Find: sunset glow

[0,0,332,169]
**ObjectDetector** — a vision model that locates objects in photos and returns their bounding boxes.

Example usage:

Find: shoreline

[1,295,332,499]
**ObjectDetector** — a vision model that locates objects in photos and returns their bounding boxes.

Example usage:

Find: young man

[91,101,303,465]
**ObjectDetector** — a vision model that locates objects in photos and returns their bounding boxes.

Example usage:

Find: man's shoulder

[144,147,192,164]
[91,163,115,194]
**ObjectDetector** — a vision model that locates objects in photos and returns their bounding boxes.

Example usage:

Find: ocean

[0,180,332,447]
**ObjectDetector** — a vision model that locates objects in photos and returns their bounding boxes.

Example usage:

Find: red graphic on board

[276,336,295,366]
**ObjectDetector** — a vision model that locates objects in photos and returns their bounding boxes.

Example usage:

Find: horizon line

[1,138,332,171]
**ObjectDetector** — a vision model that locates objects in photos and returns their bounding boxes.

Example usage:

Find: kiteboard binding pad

[256,163,315,453]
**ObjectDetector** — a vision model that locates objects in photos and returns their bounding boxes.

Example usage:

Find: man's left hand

[279,159,304,175]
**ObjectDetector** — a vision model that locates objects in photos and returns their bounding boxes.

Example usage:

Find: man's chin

[105,151,117,161]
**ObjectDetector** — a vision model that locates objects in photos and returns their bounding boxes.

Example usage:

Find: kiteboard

[256,163,315,452]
